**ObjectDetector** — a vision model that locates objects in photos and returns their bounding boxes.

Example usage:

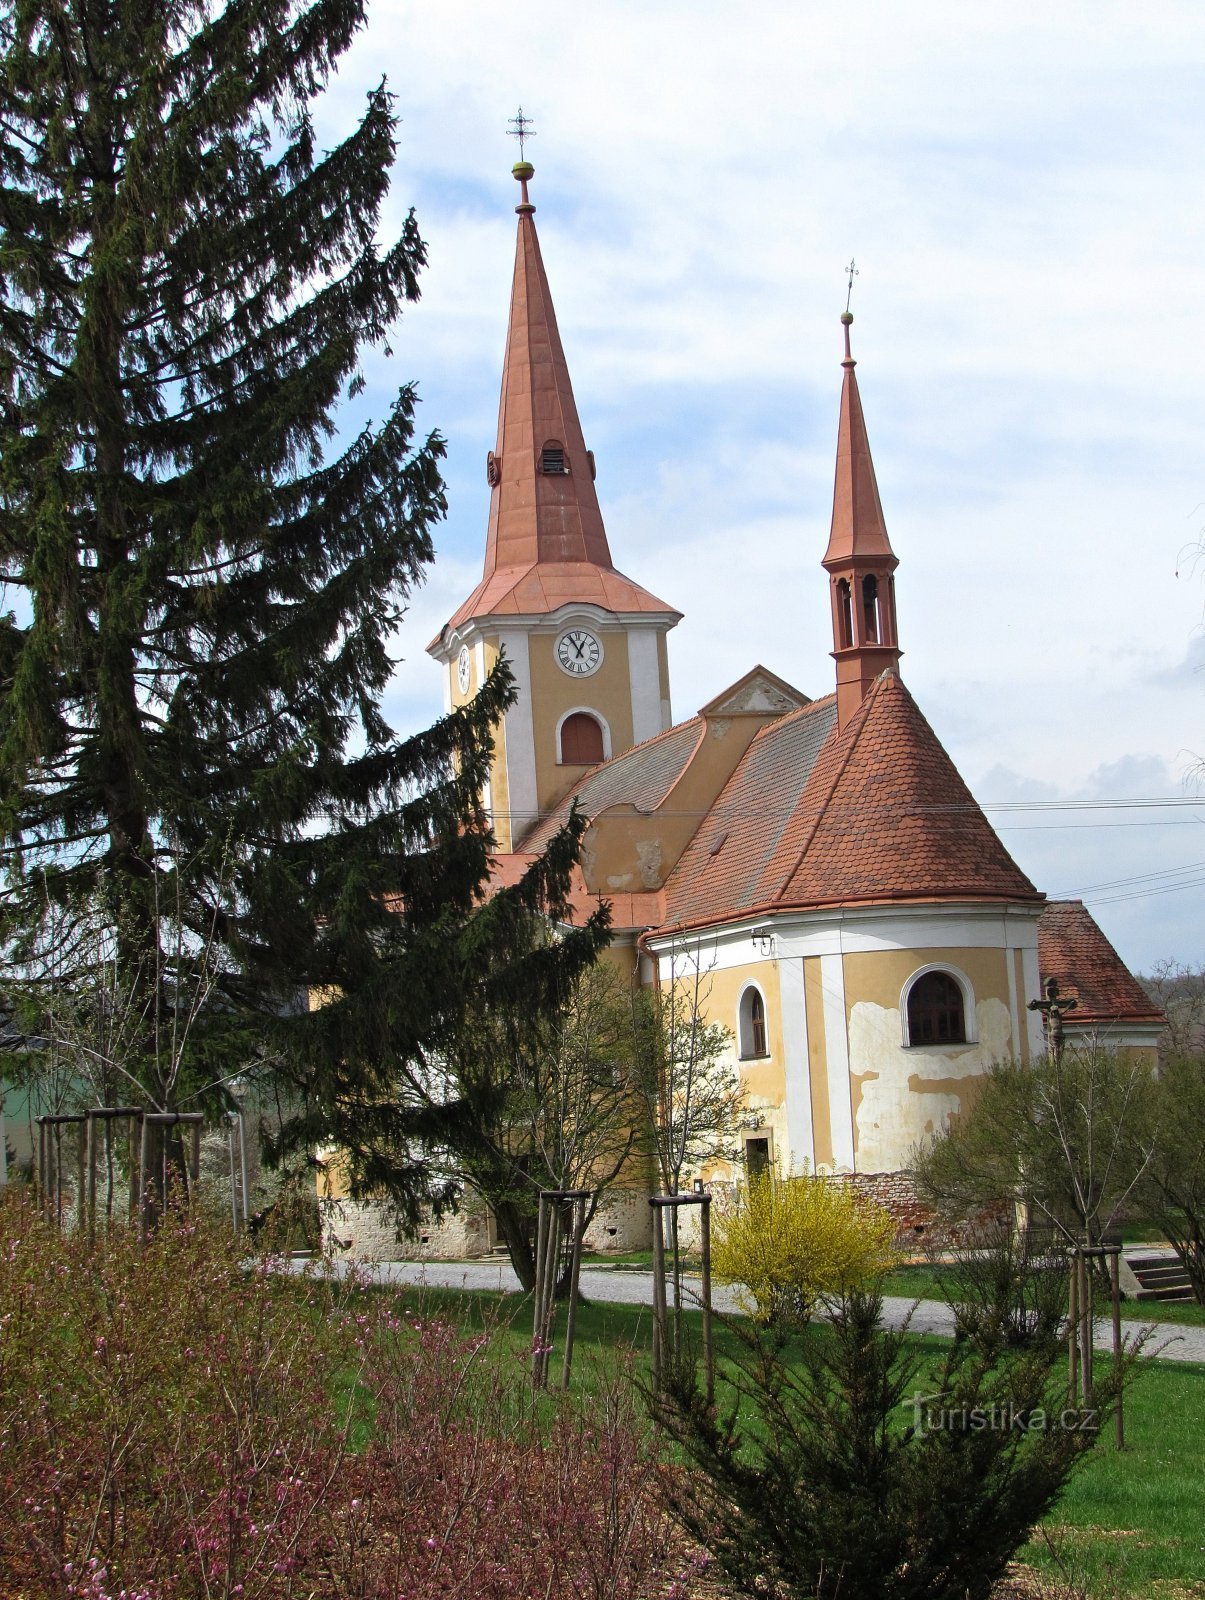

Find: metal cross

[845,258,859,314]
[1028,976,1078,1063]
[508,107,536,159]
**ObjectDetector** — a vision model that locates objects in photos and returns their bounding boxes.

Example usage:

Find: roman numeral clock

[555,628,602,677]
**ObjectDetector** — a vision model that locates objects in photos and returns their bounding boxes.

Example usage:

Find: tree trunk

[493,1198,537,1292]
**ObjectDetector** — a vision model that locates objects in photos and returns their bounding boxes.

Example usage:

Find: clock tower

[430,162,680,849]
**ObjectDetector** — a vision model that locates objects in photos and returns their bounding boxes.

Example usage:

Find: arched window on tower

[738,986,769,1059]
[862,574,880,643]
[540,439,568,475]
[558,712,604,765]
[906,971,967,1046]
[836,580,853,649]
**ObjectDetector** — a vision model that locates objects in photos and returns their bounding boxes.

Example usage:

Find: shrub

[0,1195,676,1600]
[650,1286,1138,1600]
[711,1172,896,1325]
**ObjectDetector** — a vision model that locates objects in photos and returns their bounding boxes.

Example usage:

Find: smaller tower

[822,312,901,730]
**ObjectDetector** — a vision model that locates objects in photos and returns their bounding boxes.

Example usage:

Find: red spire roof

[438,165,675,638]
[823,315,897,569]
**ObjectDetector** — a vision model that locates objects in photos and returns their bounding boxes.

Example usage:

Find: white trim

[735,981,770,1061]
[555,705,613,764]
[628,628,665,742]
[900,963,978,1048]
[820,953,856,1171]
[1006,947,1021,1057]
[1020,941,1045,1058]
[643,902,1045,971]
[779,960,815,1174]
[496,630,538,839]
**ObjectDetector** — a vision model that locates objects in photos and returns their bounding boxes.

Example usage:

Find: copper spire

[822,311,902,730]
[481,159,613,577]
[437,164,676,634]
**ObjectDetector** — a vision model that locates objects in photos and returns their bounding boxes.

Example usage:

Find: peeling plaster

[636,837,663,887]
[849,998,1012,1171]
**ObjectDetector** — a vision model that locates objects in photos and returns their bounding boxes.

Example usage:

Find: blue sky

[321,0,1205,975]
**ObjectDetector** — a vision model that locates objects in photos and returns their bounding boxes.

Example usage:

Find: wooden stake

[1067,1249,1080,1404]
[650,1202,667,1391]
[699,1194,714,1405]
[561,1195,586,1390]
[1109,1245,1124,1450]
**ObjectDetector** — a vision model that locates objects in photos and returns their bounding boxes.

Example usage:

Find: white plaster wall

[849,996,1013,1171]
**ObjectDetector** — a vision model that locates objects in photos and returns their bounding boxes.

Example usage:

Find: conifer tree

[0,0,607,1215]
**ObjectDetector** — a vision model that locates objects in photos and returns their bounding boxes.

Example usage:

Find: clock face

[456,646,471,694]
[556,628,603,677]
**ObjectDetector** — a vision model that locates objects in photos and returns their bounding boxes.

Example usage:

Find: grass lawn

[365,1278,1205,1599]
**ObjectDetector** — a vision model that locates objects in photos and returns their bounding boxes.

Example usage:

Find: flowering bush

[710,1173,896,1325]
[0,1196,676,1599]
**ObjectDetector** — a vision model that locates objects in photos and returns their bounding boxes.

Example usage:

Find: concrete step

[1126,1249,1193,1303]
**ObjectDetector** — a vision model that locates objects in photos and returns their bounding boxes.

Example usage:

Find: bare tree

[633,937,743,1200]
[416,954,645,1293]
[912,1041,1158,1249]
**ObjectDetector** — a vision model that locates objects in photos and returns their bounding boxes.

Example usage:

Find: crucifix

[507,106,536,160]
[1028,976,1078,1062]
[844,257,859,314]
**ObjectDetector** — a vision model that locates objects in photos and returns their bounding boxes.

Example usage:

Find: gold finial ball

[512,161,535,181]
[840,311,854,325]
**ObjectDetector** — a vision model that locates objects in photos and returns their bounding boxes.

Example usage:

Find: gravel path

[323,1258,1205,1364]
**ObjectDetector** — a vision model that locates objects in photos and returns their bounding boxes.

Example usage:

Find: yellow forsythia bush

[711,1172,896,1325]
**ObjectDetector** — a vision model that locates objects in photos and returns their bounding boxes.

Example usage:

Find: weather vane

[845,258,859,314]
[508,106,536,160]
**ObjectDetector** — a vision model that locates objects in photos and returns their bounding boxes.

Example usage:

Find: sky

[320,0,1205,975]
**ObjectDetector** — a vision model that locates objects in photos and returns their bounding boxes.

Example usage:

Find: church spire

[822,310,901,730]
[482,159,613,576]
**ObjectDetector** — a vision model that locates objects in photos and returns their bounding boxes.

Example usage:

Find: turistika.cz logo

[911,1392,1100,1436]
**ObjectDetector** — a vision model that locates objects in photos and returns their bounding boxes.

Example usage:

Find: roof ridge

[769,675,882,903]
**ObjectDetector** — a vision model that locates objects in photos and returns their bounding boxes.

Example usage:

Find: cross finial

[844,258,859,314]
[508,106,536,160]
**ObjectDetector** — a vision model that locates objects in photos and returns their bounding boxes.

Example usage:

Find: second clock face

[456,646,471,694]
[556,629,603,677]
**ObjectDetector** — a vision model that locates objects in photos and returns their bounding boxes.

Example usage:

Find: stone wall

[321,1183,653,1264]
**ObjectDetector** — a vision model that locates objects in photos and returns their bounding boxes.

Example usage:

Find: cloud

[316,0,1205,974]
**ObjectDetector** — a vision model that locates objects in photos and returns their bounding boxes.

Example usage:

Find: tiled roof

[518,717,706,853]
[664,671,1040,926]
[1038,901,1164,1025]
[663,698,839,923]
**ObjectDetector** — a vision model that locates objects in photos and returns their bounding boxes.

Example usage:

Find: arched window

[862,574,880,643]
[540,440,568,475]
[738,986,769,1059]
[836,579,853,649]
[906,971,966,1046]
[559,711,604,765]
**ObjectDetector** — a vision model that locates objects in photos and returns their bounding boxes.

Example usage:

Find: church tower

[822,312,902,730]
[430,161,680,850]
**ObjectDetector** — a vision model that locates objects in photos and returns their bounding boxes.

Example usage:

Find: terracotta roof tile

[1038,900,1164,1025]
[663,672,1040,927]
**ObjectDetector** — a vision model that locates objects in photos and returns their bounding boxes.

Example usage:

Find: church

[326,159,1163,1257]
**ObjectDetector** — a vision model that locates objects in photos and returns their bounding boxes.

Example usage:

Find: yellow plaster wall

[528,631,636,814]
[803,957,834,1169]
[841,946,1016,1172]
[662,957,790,1183]
[577,714,774,896]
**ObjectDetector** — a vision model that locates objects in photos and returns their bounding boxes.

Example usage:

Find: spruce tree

[0,0,607,1216]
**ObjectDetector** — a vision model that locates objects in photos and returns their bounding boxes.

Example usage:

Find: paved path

[324,1258,1205,1365]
